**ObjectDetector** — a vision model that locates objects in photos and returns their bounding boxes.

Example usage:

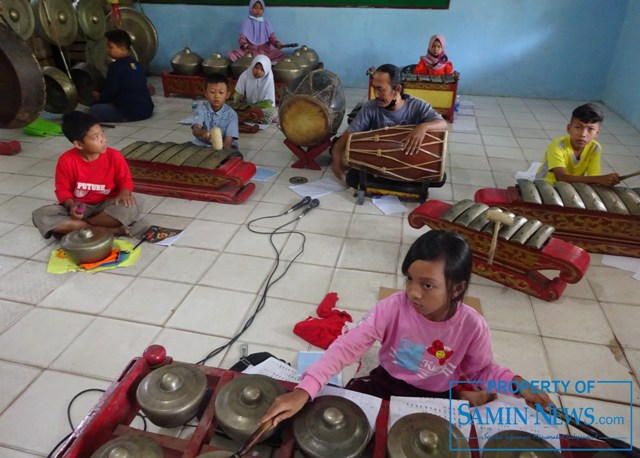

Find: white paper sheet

[388,396,472,441]
[317,385,382,432]
[515,162,542,181]
[252,167,279,182]
[472,396,562,451]
[372,195,408,215]
[289,176,346,199]
[601,255,640,273]
[241,357,301,383]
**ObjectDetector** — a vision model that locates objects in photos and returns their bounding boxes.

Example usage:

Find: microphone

[299,198,320,218]
[286,196,311,213]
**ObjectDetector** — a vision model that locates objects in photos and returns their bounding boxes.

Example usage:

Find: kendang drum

[345,126,447,183]
[279,69,345,148]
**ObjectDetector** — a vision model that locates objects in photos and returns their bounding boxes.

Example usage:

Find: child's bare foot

[110,225,130,237]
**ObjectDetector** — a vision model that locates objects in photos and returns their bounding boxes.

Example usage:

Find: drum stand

[285,138,332,170]
[350,168,446,205]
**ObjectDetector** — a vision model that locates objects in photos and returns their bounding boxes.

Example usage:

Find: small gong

[90,434,163,458]
[387,413,470,458]
[136,363,207,428]
[214,374,286,443]
[293,395,371,458]
[483,430,562,458]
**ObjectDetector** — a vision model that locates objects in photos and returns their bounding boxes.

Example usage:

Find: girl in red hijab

[414,34,454,76]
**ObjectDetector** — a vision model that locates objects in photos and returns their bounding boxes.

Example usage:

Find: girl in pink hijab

[414,34,454,76]
[228,0,286,63]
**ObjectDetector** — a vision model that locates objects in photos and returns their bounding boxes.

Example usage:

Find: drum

[278,69,345,147]
[345,126,447,182]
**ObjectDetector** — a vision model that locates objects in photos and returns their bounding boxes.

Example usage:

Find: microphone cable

[195,197,319,365]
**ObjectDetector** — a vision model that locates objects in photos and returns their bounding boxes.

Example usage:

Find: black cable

[47,388,148,457]
[196,204,312,365]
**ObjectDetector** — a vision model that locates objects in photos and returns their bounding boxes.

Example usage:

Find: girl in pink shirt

[263,230,552,426]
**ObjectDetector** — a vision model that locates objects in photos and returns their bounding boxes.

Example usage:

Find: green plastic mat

[23,119,63,137]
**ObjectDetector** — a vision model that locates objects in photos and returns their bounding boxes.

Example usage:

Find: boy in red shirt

[32,111,142,239]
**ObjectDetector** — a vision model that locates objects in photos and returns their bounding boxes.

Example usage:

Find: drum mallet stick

[619,170,640,181]
[486,210,514,266]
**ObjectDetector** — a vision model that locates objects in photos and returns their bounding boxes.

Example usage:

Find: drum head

[279,94,330,147]
[0,26,45,128]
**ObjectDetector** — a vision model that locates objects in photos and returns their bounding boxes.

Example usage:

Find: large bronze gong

[106,7,157,68]
[214,375,286,443]
[31,0,78,46]
[293,395,371,458]
[387,413,470,458]
[42,65,79,113]
[0,0,35,40]
[73,0,106,40]
[483,430,562,458]
[0,26,45,128]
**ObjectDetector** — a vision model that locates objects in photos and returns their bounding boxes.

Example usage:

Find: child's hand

[596,173,620,186]
[458,389,496,407]
[513,376,555,412]
[260,389,309,427]
[115,190,136,208]
[70,201,85,220]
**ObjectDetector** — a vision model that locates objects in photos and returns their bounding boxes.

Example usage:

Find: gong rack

[52,345,620,458]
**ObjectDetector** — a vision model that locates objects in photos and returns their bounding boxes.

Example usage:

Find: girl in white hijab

[232,55,277,126]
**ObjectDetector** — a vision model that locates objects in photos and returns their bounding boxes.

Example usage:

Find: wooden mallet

[486,209,515,266]
[211,127,223,150]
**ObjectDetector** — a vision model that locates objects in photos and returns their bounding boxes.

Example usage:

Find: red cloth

[55,146,134,204]
[0,141,21,156]
[293,292,352,349]
[414,60,454,76]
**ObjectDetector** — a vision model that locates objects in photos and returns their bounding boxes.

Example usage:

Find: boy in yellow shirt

[535,103,619,186]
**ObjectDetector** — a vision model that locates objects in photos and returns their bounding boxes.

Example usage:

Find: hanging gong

[293,395,371,458]
[483,430,562,458]
[42,65,79,113]
[73,0,106,40]
[89,434,163,458]
[31,0,78,46]
[0,26,45,128]
[136,363,208,428]
[214,374,286,443]
[70,61,104,105]
[387,413,470,458]
[0,0,35,40]
[106,7,157,69]
[197,452,235,458]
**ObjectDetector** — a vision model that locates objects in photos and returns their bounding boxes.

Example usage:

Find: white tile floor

[1,79,640,455]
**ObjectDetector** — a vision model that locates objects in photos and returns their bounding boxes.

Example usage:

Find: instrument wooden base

[284,137,332,170]
[408,200,590,301]
[475,186,640,258]
[161,71,287,104]
[54,345,625,458]
[347,169,446,205]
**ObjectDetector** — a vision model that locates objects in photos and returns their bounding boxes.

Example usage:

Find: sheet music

[473,396,562,451]
[241,357,301,383]
[388,396,473,441]
[317,385,383,432]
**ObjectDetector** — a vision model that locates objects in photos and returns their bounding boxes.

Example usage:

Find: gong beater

[214,374,286,443]
[0,25,45,128]
[293,395,371,458]
[483,430,562,458]
[136,363,208,428]
[89,434,163,458]
[387,413,470,458]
